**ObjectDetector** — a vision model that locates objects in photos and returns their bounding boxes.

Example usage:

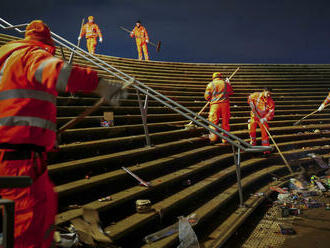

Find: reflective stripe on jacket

[248,92,275,120]
[204,78,233,104]
[130,25,149,44]
[0,40,99,150]
[80,23,102,39]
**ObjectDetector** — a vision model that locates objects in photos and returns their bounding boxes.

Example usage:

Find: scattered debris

[177,216,200,248]
[54,230,79,248]
[251,192,265,197]
[98,196,112,202]
[270,186,288,194]
[101,112,114,127]
[307,153,329,169]
[67,204,82,210]
[278,224,296,235]
[70,208,112,247]
[122,166,151,187]
[136,199,152,213]
[182,179,192,186]
[144,213,199,244]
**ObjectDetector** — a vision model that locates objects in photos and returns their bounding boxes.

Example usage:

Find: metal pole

[232,145,244,208]
[136,89,151,147]
[59,46,67,61]
[1,199,15,248]
[68,18,85,64]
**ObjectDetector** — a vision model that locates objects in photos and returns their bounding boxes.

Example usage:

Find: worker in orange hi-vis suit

[130,20,150,61]
[317,92,330,111]
[78,16,103,54]
[0,20,127,248]
[248,88,275,154]
[204,72,233,144]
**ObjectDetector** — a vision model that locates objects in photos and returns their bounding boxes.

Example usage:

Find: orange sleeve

[96,24,102,38]
[227,82,233,96]
[204,82,213,101]
[265,97,275,120]
[26,49,98,94]
[130,27,136,38]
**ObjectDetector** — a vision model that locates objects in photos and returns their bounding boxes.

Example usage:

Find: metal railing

[0,18,275,209]
[0,17,271,153]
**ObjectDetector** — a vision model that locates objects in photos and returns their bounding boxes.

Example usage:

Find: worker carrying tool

[130,20,150,61]
[0,20,127,248]
[318,92,330,111]
[248,88,275,154]
[204,72,233,143]
[78,16,103,55]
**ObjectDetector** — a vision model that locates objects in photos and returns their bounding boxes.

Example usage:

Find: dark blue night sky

[1,0,330,63]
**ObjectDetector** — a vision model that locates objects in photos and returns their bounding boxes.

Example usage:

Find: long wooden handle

[294,109,319,126]
[187,67,240,126]
[229,67,240,80]
[262,123,294,174]
[57,79,134,134]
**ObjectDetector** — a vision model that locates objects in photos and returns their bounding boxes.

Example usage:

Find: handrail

[0,18,271,153]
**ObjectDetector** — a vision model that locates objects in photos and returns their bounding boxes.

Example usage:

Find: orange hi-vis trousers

[208,102,230,142]
[87,38,97,54]
[248,117,270,146]
[136,40,149,61]
[0,150,57,248]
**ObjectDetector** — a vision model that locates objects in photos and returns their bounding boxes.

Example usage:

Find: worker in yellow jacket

[130,20,149,61]
[204,72,233,143]
[78,16,103,55]
[248,88,275,154]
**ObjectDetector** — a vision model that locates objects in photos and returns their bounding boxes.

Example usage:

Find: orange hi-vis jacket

[0,40,99,151]
[80,22,102,39]
[248,92,275,121]
[322,92,330,106]
[204,78,233,104]
[130,25,149,44]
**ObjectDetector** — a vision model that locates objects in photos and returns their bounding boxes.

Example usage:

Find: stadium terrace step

[1,32,329,247]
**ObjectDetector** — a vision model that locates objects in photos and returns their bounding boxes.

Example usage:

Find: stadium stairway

[1,33,330,247]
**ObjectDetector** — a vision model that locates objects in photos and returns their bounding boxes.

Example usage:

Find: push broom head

[156,41,161,52]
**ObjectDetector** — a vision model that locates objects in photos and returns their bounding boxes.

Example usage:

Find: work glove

[77,36,81,40]
[318,103,325,112]
[225,77,230,83]
[99,37,103,43]
[260,118,267,124]
[93,78,130,106]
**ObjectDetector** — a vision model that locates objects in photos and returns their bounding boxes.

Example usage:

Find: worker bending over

[318,92,330,111]
[204,72,233,143]
[248,88,275,154]
[78,16,103,54]
[130,20,150,61]
[0,20,127,248]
